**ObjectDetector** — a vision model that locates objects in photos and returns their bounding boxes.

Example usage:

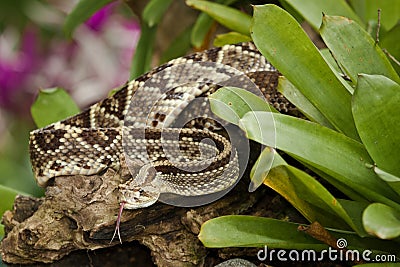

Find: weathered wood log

[1,159,304,266]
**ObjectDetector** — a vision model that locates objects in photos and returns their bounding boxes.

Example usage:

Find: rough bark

[1,160,304,266]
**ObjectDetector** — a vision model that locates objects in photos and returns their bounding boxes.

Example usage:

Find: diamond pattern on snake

[29,42,296,242]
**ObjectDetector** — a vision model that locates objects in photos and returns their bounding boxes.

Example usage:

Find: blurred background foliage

[0,0,141,198]
[1,0,397,198]
[0,0,262,240]
[0,0,399,260]
[0,0,272,212]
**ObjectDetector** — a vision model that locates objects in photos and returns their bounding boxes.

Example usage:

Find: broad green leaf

[0,185,24,212]
[239,111,400,207]
[130,23,157,79]
[209,87,275,125]
[320,15,400,85]
[251,5,359,140]
[375,167,400,182]
[249,147,284,192]
[31,88,80,128]
[260,165,322,224]
[142,0,173,27]
[278,0,303,23]
[186,0,251,36]
[214,32,251,47]
[262,164,358,231]
[250,149,342,226]
[375,167,400,196]
[199,215,326,249]
[352,74,400,178]
[363,203,400,239]
[0,185,27,237]
[302,163,369,203]
[250,149,353,228]
[381,23,400,55]
[337,199,369,235]
[63,0,114,38]
[190,0,238,48]
[319,49,355,94]
[281,0,363,30]
[160,25,192,64]
[199,215,400,254]
[349,0,400,31]
[285,165,367,234]
[380,24,400,77]
[277,77,334,129]
[319,49,341,74]
[191,12,214,48]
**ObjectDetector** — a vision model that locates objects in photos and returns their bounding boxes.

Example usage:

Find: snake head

[119,182,160,209]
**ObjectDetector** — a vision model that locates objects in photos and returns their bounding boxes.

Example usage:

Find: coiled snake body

[29,43,295,223]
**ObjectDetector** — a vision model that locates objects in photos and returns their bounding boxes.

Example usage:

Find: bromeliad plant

[194,3,400,258]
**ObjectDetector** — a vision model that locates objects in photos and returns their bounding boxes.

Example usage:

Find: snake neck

[118,164,160,209]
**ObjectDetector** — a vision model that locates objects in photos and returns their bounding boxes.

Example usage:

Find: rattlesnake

[29,42,296,241]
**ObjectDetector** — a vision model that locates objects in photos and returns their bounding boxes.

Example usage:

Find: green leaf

[31,88,80,128]
[302,163,369,203]
[250,149,329,225]
[380,24,400,80]
[250,149,362,230]
[249,147,284,192]
[63,0,115,38]
[209,86,275,125]
[130,23,157,79]
[284,166,367,234]
[263,163,365,232]
[319,49,342,74]
[281,0,363,30]
[320,15,400,85]
[186,0,251,36]
[375,167,400,182]
[381,24,400,58]
[199,215,400,254]
[199,215,326,249]
[191,12,215,48]
[260,165,324,224]
[349,0,400,31]
[142,0,173,27]
[160,25,193,64]
[363,203,400,239]
[190,0,238,48]
[277,77,334,129]
[352,74,400,178]
[251,4,359,140]
[319,49,355,94]
[0,185,27,237]
[239,111,400,207]
[214,32,252,47]
[374,167,400,196]
[337,199,370,235]
[0,185,24,212]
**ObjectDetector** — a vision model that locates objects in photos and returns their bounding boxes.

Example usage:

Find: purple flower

[0,28,42,111]
[85,2,117,32]
[0,2,140,115]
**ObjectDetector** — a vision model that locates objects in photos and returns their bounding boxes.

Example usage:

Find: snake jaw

[119,183,160,209]
[110,182,159,243]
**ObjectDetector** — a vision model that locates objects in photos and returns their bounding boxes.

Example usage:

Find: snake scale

[29,42,296,241]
